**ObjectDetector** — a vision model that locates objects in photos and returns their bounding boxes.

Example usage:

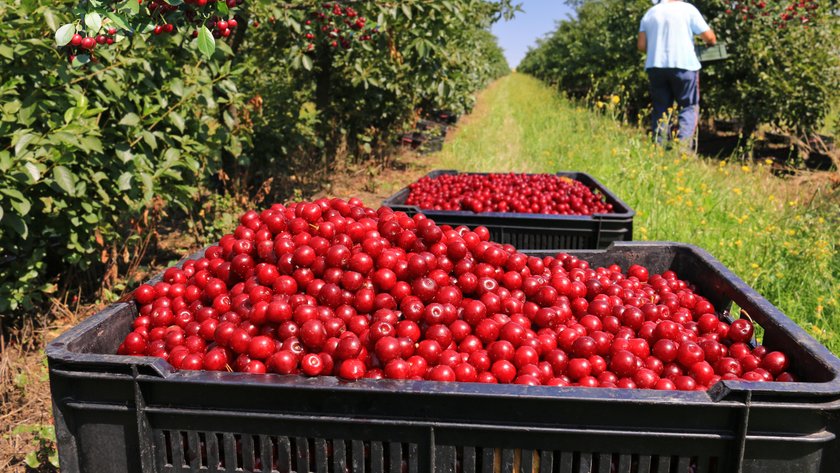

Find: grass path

[434,73,839,353]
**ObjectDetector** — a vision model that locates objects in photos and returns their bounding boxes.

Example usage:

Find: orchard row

[518,0,837,135]
[1,1,513,314]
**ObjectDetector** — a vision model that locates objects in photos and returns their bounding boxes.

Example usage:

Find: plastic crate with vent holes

[47,242,840,473]
[381,170,635,250]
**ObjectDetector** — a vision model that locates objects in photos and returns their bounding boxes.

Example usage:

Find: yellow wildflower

[611,95,620,104]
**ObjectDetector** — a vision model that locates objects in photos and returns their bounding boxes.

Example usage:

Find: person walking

[638,0,717,147]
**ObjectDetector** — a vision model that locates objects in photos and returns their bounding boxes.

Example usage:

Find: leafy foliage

[0,0,513,319]
[230,1,514,189]
[519,0,839,134]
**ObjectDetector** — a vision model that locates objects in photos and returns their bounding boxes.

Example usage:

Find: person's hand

[700,29,717,46]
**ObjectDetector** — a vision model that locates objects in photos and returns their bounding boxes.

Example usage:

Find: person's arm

[690,7,716,46]
[637,31,647,52]
[699,29,716,46]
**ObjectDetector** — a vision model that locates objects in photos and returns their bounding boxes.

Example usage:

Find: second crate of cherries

[382,170,635,251]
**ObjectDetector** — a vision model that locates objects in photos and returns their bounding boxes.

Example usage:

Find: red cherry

[728,319,755,343]
[338,359,366,380]
[300,353,324,376]
[761,351,789,376]
[134,284,156,305]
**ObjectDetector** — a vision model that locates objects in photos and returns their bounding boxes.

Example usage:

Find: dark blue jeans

[647,68,699,144]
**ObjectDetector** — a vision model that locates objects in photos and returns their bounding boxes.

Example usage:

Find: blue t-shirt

[639,2,710,71]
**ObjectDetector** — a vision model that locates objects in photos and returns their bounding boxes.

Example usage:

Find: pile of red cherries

[404,173,614,215]
[120,198,795,390]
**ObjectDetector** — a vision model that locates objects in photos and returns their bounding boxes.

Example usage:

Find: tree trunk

[314,47,335,167]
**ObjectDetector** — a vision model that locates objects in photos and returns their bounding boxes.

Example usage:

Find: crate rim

[47,241,840,406]
[382,169,635,220]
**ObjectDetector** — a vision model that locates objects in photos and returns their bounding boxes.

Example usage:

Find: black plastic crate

[429,109,459,124]
[382,170,635,250]
[399,132,444,154]
[419,136,444,154]
[417,119,449,135]
[47,242,840,473]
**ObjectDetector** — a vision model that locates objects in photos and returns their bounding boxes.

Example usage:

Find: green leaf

[169,111,185,132]
[117,172,132,191]
[289,19,301,34]
[1,188,26,202]
[401,4,412,20]
[142,131,157,150]
[10,196,31,217]
[216,0,229,15]
[104,12,129,31]
[55,23,76,47]
[416,40,426,57]
[197,26,215,59]
[302,54,313,71]
[3,212,28,239]
[162,148,181,168]
[24,451,39,468]
[72,54,91,67]
[223,111,235,129]
[0,44,13,60]
[85,12,102,34]
[115,144,134,163]
[64,107,76,124]
[139,172,154,203]
[44,8,59,31]
[169,78,184,97]
[53,165,77,196]
[14,133,35,156]
[121,0,139,15]
[119,112,140,126]
[23,162,40,182]
[0,151,11,172]
[79,136,103,153]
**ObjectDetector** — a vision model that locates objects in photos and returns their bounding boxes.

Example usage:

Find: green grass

[436,73,840,354]
[822,102,839,138]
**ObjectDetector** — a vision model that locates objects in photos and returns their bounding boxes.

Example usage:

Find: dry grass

[0,302,97,473]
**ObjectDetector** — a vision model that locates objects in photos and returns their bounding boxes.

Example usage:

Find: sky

[491,1,575,68]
